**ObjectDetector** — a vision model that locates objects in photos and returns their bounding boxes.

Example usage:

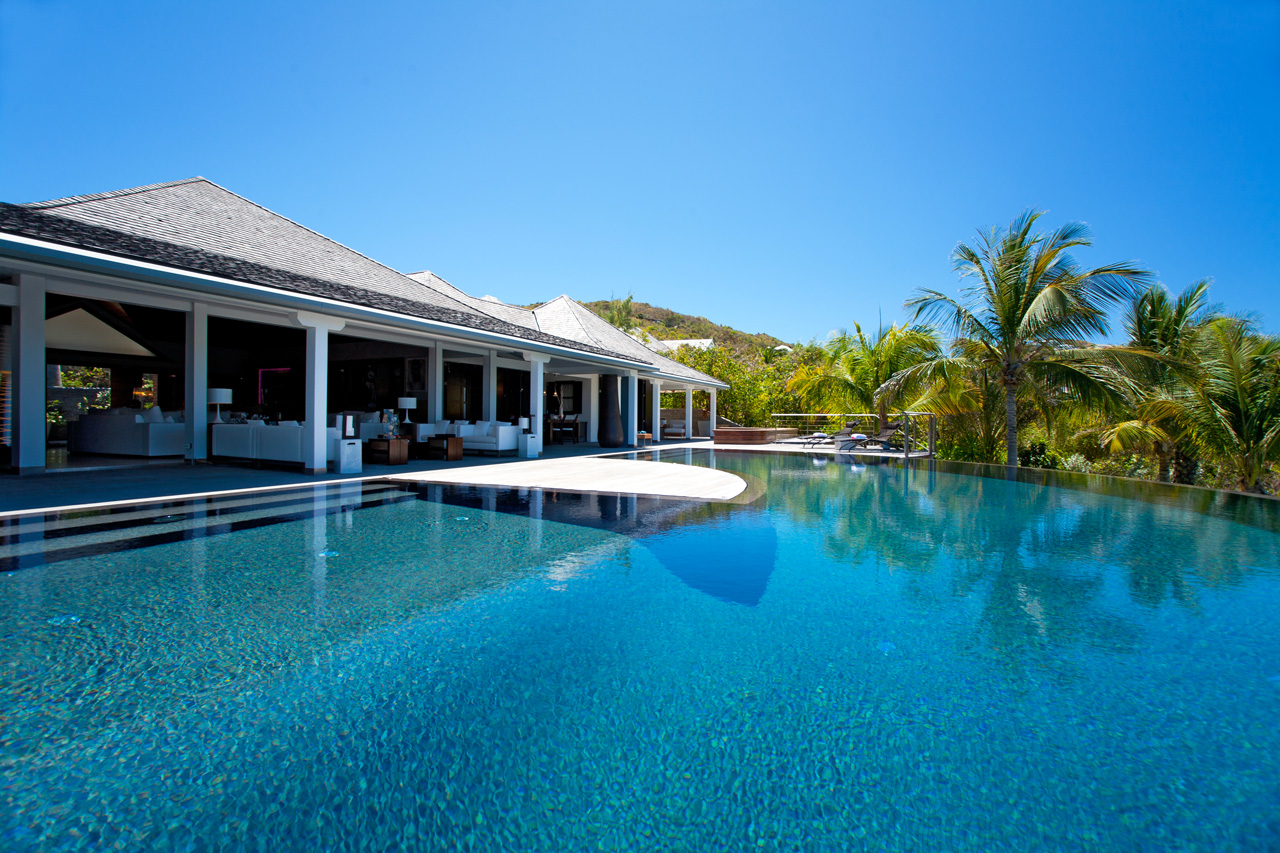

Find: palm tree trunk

[878,399,887,434]
[1156,449,1171,483]
[1172,447,1198,485]
[1005,384,1018,467]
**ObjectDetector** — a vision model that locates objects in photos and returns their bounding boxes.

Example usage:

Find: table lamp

[398,397,417,425]
[208,388,232,423]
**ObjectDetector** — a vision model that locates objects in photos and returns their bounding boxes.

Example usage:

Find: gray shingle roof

[0,202,630,359]
[22,178,491,320]
[3,178,718,387]
[533,297,726,388]
[407,271,541,330]
[1,181,626,360]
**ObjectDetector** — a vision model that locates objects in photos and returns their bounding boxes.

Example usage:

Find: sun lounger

[836,423,903,452]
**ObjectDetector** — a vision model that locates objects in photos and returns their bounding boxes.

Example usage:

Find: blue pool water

[3,452,1280,850]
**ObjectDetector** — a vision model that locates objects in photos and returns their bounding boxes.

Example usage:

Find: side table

[365,437,410,465]
[425,435,464,461]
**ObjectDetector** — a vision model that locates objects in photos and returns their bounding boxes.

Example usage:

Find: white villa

[0,178,727,474]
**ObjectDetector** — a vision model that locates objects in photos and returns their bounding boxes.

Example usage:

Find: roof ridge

[410,270,542,330]
[22,177,209,209]
[562,296,618,351]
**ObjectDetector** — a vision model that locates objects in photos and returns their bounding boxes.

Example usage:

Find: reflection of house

[0,178,726,472]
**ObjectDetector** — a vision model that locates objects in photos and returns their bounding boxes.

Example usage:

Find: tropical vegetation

[597,211,1280,495]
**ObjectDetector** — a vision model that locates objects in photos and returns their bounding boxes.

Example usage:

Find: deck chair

[804,421,861,448]
[837,422,903,452]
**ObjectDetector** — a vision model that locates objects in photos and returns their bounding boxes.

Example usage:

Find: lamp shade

[208,388,232,405]
[397,397,417,409]
[517,417,529,430]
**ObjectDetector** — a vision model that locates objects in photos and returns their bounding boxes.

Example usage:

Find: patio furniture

[551,413,580,444]
[461,421,520,456]
[365,437,409,465]
[211,422,342,464]
[68,408,186,457]
[424,435,464,461]
[838,423,904,452]
[636,431,652,448]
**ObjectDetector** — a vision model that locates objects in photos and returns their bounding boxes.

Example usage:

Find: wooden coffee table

[365,437,410,465]
[424,435,464,461]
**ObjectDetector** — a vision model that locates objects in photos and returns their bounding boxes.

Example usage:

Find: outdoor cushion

[142,406,165,424]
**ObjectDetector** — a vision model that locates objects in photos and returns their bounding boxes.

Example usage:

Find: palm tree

[1099,280,1217,482]
[1144,318,1280,494]
[904,210,1151,466]
[604,294,636,333]
[787,323,941,431]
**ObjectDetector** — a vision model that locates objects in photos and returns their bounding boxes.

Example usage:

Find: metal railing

[769,412,938,457]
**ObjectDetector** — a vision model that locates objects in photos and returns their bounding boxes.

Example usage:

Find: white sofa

[460,421,520,456]
[212,421,341,465]
[69,408,186,456]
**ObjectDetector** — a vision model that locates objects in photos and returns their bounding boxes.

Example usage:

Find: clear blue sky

[2,0,1277,343]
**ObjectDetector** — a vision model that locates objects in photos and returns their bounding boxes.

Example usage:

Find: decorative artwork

[406,357,427,392]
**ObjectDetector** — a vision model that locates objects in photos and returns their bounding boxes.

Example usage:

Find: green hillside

[580,299,791,360]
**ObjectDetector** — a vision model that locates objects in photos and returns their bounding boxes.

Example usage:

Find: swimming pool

[3,451,1279,850]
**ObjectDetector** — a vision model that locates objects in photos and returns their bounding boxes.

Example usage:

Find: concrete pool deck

[388,456,746,501]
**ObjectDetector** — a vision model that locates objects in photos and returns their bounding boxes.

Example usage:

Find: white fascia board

[644,369,729,390]
[0,233,650,371]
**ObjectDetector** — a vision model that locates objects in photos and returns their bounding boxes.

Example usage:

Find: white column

[587,375,600,443]
[428,342,444,423]
[684,387,694,441]
[524,352,549,455]
[13,274,47,472]
[482,350,496,422]
[304,325,329,473]
[184,302,209,460]
[294,312,343,475]
[625,372,638,446]
[651,379,663,443]
[709,388,717,438]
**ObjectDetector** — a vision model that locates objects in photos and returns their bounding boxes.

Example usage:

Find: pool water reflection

[2,453,1279,851]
